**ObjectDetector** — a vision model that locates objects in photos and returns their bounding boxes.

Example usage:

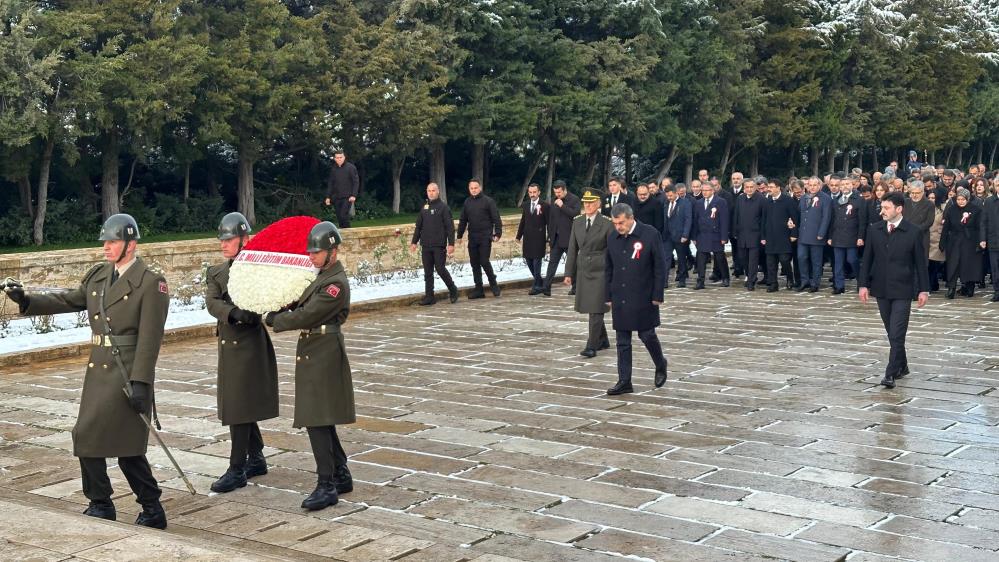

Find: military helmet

[98,213,141,242]
[306,221,342,253]
[218,212,252,240]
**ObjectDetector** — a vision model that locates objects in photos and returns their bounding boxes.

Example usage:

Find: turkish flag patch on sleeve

[158,281,169,294]
[325,284,340,298]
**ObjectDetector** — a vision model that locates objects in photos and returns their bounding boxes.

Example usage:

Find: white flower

[228,252,317,313]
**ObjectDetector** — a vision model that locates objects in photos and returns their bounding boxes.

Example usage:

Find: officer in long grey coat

[205,212,280,493]
[266,222,355,511]
[4,214,169,529]
[564,189,613,357]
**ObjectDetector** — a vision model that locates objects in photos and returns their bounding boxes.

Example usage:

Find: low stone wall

[0,214,524,300]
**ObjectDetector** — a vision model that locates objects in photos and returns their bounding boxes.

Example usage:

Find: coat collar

[102,256,148,307]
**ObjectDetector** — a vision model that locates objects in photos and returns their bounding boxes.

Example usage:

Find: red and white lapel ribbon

[632,241,643,259]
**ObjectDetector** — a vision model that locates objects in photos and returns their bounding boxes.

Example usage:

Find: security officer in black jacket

[457,179,502,298]
[543,180,582,296]
[323,150,360,228]
[411,182,459,305]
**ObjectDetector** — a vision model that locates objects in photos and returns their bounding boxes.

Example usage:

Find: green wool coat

[205,261,280,426]
[24,257,169,458]
[271,261,356,428]
[565,213,613,314]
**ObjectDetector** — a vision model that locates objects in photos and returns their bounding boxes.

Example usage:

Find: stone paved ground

[2,282,999,561]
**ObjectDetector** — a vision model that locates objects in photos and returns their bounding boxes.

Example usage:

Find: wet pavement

[1,281,998,561]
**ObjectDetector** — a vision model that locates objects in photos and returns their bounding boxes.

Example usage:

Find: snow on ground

[0,258,562,355]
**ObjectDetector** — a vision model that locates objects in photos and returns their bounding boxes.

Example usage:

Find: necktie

[888,223,895,234]
[531,202,536,214]
[110,269,119,285]
[704,198,709,210]
[612,195,617,206]
[669,202,675,217]
[586,217,591,231]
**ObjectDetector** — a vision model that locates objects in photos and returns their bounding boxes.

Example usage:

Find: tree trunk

[517,152,545,205]
[545,150,555,202]
[843,150,850,172]
[602,144,612,188]
[182,162,191,202]
[873,147,880,173]
[749,146,759,177]
[989,142,997,170]
[33,138,55,245]
[826,148,835,175]
[857,147,863,172]
[654,145,679,183]
[391,154,405,214]
[786,144,797,175]
[719,133,735,176]
[17,175,33,219]
[684,158,693,186]
[431,143,447,204]
[976,140,984,165]
[471,141,485,186]
[237,149,256,226]
[945,146,953,167]
[483,143,492,188]
[956,146,964,167]
[624,142,632,185]
[582,150,597,187]
[101,130,120,219]
[810,145,820,177]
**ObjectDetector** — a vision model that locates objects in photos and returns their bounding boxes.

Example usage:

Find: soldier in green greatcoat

[265,221,355,511]
[3,214,170,529]
[205,212,280,493]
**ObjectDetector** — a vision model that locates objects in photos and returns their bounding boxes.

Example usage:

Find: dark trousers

[422,246,456,296]
[730,235,742,274]
[543,246,569,290]
[616,329,667,384]
[664,240,689,283]
[587,313,609,350]
[765,253,792,287]
[696,250,729,281]
[737,246,760,285]
[306,426,348,479]
[467,238,496,288]
[928,259,944,291]
[333,197,352,228]
[991,251,999,291]
[525,258,543,288]
[797,243,824,288]
[790,241,801,286]
[876,298,911,378]
[832,247,860,290]
[229,422,264,468]
[80,456,161,505]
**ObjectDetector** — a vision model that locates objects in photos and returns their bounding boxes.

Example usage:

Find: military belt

[92,334,138,347]
[302,324,340,336]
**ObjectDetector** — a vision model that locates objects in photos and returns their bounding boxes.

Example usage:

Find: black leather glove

[265,312,278,327]
[229,308,261,325]
[3,279,27,310]
[129,381,150,414]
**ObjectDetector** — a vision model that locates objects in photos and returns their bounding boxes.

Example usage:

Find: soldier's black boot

[211,466,247,493]
[334,465,353,494]
[83,499,116,521]
[246,451,268,478]
[880,374,896,389]
[489,280,501,297]
[419,294,436,306]
[468,286,485,299]
[946,286,956,299]
[135,501,167,530]
[991,291,999,302]
[301,477,338,510]
[448,286,459,303]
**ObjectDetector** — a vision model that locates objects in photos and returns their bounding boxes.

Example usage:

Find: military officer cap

[218,212,252,240]
[98,213,141,242]
[307,221,343,252]
[581,189,602,202]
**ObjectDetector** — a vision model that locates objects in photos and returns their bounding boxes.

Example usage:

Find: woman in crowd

[941,188,985,298]
[927,190,946,293]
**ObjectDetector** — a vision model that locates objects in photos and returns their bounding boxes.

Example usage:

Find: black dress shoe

[721,278,730,287]
[654,366,668,388]
[302,477,338,510]
[746,285,755,291]
[211,467,248,493]
[795,285,807,292]
[449,288,459,303]
[83,500,116,521]
[528,287,542,296]
[992,292,999,302]
[468,287,485,299]
[808,286,819,293]
[579,348,597,358]
[334,465,353,494]
[694,280,705,290]
[606,381,634,396]
[946,288,956,299]
[966,284,976,298]
[896,367,909,379]
[709,273,720,282]
[767,285,778,293]
[664,283,670,289]
[542,289,552,297]
[832,287,844,295]
[490,284,501,297]
[598,340,610,350]
[785,278,793,289]
[677,281,686,288]
[880,375,895,389]
[418,295,436,306]
[135,502,167,529]
[246,451,268,478]
[568,287,576,295]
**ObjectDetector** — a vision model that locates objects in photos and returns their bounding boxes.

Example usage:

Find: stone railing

[0,214,524,319]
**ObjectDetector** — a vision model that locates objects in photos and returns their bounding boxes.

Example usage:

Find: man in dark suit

[733,178,766,290]
[691,182,730,289]
[761,182,799,292]
[605,203,667,395]
[662,186,693,288]
[543,180,581,296]
[797,177,833,292]
[827,177,863,294]
[516,183,549,294]
[602,177,636,216]
[859,192,930,389]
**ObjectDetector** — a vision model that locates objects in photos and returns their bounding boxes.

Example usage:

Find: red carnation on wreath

[228,216,320,313]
